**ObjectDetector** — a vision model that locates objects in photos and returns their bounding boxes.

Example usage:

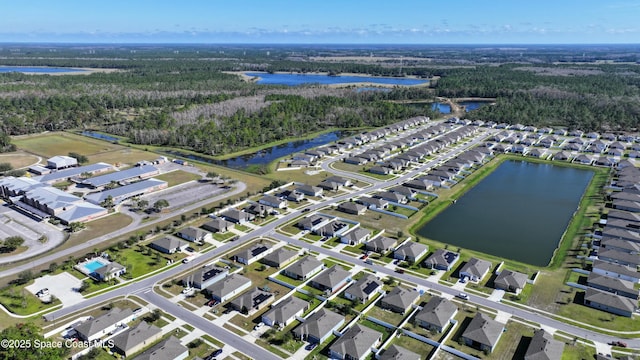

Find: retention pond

[417,160,594,266]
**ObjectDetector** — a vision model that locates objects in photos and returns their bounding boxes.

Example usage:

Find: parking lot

[25,273,85,307]
[0,204,65,264]
[142,181,226,210]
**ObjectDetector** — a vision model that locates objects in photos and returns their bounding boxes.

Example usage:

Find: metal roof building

[83,165,159,188]
[84,178,167,205]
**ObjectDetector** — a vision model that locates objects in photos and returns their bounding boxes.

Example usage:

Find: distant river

[418,160,594,266]
[244,72,428,86]
[0,66,87,74]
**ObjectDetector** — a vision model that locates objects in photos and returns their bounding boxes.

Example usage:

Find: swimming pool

[83,260,106,273]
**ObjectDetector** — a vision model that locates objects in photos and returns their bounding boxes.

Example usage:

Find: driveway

[25,273,85,307]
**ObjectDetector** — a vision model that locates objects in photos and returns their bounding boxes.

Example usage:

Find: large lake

[166,131,343,170]
[245,72,428,86]
[0,66,86,74]
[417,160,594,266]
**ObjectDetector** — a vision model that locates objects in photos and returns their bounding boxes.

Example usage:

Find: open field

[13,132,119,157]
[153,170,201,187]
[0,151,39,169]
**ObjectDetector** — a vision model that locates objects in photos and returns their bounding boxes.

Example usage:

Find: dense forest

[0,44,639,155]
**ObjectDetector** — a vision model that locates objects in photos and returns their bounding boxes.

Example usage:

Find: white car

[456,293,469,300]
[182,287,194,294]
[253,322,264,330]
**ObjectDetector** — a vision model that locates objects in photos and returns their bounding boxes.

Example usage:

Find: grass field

[153,170,201,187]
[13,132,119,157]
[0,151,39,169]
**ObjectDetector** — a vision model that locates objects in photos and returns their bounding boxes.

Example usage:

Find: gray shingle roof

[379,345,421,360]
[585,288,637,313]
[293,308,344,340]
[381,287,419,312]
[74,307,133,340]
[462,313,504,349]
[345,274,382,300]
[329,324,382,360]
[424,249,459,269]
[206,274,252,299]
[494,270,528,291]
[415,296,458,329]
[261,248,298,267]
[524,329,565,360]
[263,296,309,325]
[460,258,492,279]
[111,321,161,354]
[311,265,351,290]
[132,336,188,360]
[285,256,323,278]
[394,241,428,260]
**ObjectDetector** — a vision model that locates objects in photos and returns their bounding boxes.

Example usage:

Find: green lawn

[390,334,436,358]
[212,231,237,241]
[236,224,252,232]
[366,306,406,327]
[0,285,61,316]
[13,132,118,157]
[153,170,201,187]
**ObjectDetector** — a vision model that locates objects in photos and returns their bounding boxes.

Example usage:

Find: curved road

[43,125,637,358]
[0,181,246,277]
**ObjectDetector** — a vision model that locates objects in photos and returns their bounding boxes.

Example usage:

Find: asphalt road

[0,181,246,278]
[42,124,637,356]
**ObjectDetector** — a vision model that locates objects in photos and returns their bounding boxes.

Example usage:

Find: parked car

[609,341,627,348]
[302,208,311,213]
[305,343,318,351]
[456,293,469,300]
[395,268,405,274]
[253,322,264,330]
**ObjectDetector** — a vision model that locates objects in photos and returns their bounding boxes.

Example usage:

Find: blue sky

[1,0,639,43]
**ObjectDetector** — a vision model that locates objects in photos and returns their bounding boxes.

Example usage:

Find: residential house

[74,307,134,342]
[394,241,428,263]
[206,274,252,303]
[262,296,309,328]
[111,322,162,358]
[233,244,273,265]
[220,209,255,224]
[600,237,640,254]
[553,151,571,161]
[315,220,350,237]
[613,199,640,213]
[245,203,273,217]
[592,260,640,283]
[573,154,593,165]
[318,180,342,191]
[528,148,548,159]
[131,336,188,360]
[344,274,382,304]
[414,296,458,333]
[293,308,344,344]
[309,265,351,294]
[404,178,434,190]
[149,237,189,254]
[389,186,417,200]
[326,176,352,187]
[202,218,233,233]
[297,214,333,232]
[368,166,392,175]
[365,236,398,254]
[329,324,383,360]
[337,202,367,215]
[175,226,211,244]
[259,195,288,209]
[357,196,388,209]
[460,258,492,282]
[229,288,274,315]
[424,249,460,271]
[379,287,419,314]
[296,184,324,197]
[524,329,565,360]
[461,313,504,353]
[283,256,324,281]
[340,227,371,245]
[374,191,407,204]
[280,189,305,202]
[494,269,528,294]
[598,248,640,267]
[261,248,299,269]
[93,261,126,282]
[586,273,639,300]
[379,345,421,360]
[182,265,228,289]
[584,288,637,317]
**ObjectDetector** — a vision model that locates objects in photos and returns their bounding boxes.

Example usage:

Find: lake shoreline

[225,70,430,88]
